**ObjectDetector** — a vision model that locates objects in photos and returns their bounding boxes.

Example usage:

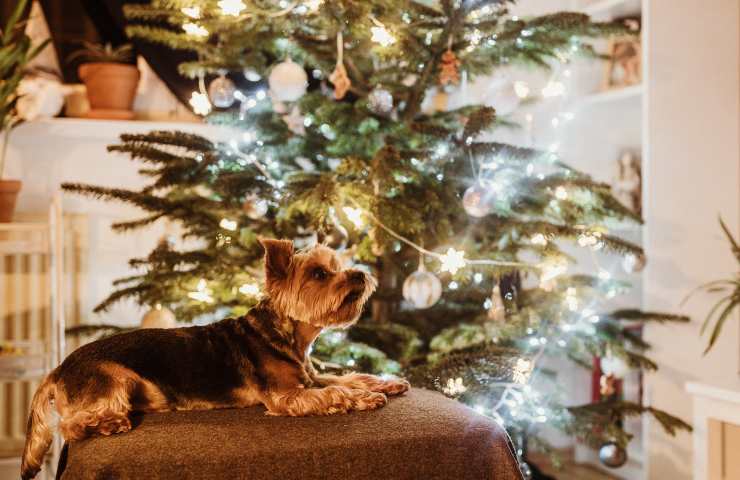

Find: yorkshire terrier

[21,238,410,480]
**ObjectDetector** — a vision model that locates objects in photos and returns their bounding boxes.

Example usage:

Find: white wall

[644,0,740,478]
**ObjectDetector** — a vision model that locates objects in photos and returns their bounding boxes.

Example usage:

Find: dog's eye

[312,268,328,281]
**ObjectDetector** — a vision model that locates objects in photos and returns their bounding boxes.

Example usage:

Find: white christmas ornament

[622,252,646,273]
[141,306,177,329]
[600,355,629,379]
[403,266,442,309]
[268,59,308,102]
[208,75,236,108]
[462,182,492,217]
[368,87,394,115]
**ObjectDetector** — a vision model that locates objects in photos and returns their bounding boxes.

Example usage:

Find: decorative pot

[0,180,22,223]
[78,63,139,119]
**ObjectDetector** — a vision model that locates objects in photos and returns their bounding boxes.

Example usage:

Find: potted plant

[684,218,740,354]
[0,0,50,222]
[68,42,139,120]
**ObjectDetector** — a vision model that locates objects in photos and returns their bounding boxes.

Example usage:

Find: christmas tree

[64,0,690,473]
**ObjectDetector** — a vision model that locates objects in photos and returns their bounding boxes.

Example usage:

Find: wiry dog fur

[20,238,409,480]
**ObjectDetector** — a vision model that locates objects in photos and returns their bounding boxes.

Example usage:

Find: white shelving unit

[0,196,65,479]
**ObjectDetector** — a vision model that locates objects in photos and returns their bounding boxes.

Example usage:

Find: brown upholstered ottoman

[56,388,523,479]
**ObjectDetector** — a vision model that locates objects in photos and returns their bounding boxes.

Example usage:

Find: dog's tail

[21,371,58,480]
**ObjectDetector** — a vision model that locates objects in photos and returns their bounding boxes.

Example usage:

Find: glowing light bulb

[182,22,209,38]
[514,81,530,99]
[513,358,533,384]
[189,91,212,115]
[304,0,322,10]
[443,377,467,396]
[530,233,548,246]
[188,279,214,303]
[218,0,246,16]
[371,25,396,46]
[342,206,364,229]
[439,247,466,274]
[554,186,568,200]
[239,283,260,296]
[181,6,201,18]
[542,80,565,98]
[219,218,238,231]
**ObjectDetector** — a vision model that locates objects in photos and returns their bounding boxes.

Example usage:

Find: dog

[21,238,410,480]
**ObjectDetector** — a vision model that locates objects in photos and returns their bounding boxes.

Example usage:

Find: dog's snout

[349,270,366,284]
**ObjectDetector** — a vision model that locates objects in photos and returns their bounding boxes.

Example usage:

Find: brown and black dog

[21,238,409,480]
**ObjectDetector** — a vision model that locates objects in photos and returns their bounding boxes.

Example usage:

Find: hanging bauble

[462,182,493,218]
[141,306,177,329]
[242,195,268,219]
[294,226,318,249]
[268,58,308,102]
[622,252,646,273]
[600,354,630,379]
[329,62,351,100]
[208,74,236,108]
[329,31,351,100]
[403,265,442,309]
[368,86,394,115]
[321,209,349,250]
[485,80,520,116]
[599,442,628,469]
[599,373,617,397]
[487,283,506,321]
[438,48,461,86]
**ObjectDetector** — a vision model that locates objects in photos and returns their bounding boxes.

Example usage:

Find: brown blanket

[57,388,523,479]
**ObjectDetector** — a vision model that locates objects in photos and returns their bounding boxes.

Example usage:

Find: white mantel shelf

[9,117,232,143]
[686,382,740,480]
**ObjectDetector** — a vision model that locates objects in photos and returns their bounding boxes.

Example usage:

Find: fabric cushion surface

[57,388,523,480]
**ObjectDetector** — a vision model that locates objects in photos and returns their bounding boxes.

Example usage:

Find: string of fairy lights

[169,0,642,449]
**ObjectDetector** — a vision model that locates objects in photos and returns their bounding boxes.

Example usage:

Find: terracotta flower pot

[0,179,22,223]
[78,63,140,119]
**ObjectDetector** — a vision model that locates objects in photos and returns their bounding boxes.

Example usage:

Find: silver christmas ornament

[243,68,261,82]
[141,306,177,329]
[403,265,442,309]
[208,75,236,108]
[599,442,628,468]
[622,252,646,273]
[462,182,492,217]
[323,222,348,250]
[268,59,308,102]
[368,86,394,115]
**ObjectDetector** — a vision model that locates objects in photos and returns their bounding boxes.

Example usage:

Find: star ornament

[439,247,466,274]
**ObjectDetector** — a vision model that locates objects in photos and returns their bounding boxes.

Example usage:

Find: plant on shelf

[0,0,49,222]
[68,42,139,120]
[685,218,740,354]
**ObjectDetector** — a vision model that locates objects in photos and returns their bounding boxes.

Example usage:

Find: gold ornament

[329,32,351,100]
[141,305,177,329]
[438,48,461,86]
[487,283,506,322]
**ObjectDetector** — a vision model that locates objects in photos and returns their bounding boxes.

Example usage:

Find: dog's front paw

[352,391,388,411]
[376,379,410,396]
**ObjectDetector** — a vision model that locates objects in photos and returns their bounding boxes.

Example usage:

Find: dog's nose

[348,270,366,284]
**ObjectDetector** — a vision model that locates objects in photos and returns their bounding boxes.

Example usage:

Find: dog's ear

[259,238,294,285]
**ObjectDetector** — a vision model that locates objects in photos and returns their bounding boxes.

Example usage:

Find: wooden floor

[529,452,619,480]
